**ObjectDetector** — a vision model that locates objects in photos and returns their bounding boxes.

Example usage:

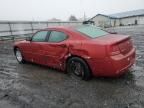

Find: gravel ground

[0,26,144,108]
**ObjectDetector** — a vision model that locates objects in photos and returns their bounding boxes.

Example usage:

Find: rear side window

[32,31,48,42]
[75,25,109,38]
[48,31,67,42]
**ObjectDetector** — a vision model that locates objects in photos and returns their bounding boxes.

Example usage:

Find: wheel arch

[65,54,92,74]
[13,46,23,57]
[13,46,19,55]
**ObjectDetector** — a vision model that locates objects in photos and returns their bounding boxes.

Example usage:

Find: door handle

[59,44,67,48]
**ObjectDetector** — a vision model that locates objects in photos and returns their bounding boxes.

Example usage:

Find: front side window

[75,25,109,38]
[48,31,67,42]
[32,31,48,42]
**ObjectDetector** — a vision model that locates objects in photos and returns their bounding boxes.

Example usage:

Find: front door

[30,31,48,65]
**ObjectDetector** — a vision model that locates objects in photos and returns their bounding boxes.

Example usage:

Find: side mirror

[26,37,32,41]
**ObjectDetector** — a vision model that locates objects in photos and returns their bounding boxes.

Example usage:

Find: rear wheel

[67,57,91,80]
[15,48,25,63]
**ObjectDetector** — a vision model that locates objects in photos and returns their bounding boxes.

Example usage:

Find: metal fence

[106,24,144,34]
[0,21,82,40]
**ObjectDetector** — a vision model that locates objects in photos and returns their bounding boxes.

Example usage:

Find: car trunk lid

[92,34,133,55]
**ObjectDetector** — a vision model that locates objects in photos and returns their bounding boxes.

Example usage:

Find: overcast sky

[0,0,143,21]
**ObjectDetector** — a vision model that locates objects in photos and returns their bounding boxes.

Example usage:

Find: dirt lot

[0,26,144,108]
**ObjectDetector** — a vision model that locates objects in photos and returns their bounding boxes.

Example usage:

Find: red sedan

[14,25,136,80]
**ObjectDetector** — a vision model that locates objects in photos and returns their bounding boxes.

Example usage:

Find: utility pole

[84,12,86,21]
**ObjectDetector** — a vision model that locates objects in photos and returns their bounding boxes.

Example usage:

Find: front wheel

[67,57,91,80]
[15,48,25,63]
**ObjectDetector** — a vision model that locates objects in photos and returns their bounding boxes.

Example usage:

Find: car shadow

[18,61,136,85]
[90,70,135,85]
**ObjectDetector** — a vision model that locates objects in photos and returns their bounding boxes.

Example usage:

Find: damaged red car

[14,25,136,80]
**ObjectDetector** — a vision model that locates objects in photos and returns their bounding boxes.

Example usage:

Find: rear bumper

[88,48,136,77]
[111,48,135,76]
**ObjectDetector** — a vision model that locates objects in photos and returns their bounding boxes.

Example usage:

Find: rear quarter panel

[68,39,108,76]
[80,40,107,59]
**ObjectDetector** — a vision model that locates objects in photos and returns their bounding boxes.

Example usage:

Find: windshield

[75,25,109,38]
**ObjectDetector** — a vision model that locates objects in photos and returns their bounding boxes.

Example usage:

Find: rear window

[75,25,109,38]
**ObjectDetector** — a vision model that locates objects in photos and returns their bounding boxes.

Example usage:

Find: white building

[89,9,144,28]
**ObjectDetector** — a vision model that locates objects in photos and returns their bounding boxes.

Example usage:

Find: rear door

[43,30,69,69]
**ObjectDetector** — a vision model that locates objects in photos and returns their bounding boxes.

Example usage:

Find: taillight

[111,45,120,55]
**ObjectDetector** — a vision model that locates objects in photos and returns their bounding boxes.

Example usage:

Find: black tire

[14,48,25,64]
[67,57,91,80]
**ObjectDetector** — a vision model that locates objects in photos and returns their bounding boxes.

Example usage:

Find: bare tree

[69,15,78,21]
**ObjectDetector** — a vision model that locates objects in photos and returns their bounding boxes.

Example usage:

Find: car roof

[43,25,75,31]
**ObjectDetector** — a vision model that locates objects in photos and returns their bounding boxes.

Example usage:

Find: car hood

[14,40,27,46]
